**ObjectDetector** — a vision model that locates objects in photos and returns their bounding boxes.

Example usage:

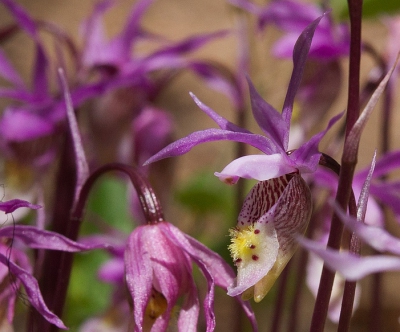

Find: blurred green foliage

[331,0,400,19]
[65,176,132,329]
[175,170,234,217]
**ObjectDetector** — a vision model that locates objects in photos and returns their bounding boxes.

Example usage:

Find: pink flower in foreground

[124,221,257,331]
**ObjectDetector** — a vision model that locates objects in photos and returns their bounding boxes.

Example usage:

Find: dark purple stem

[310,0,363,330]
[310,169,356,332]
[73,163,164,225]
[344,0,363,137]
[28,136,76,332]
[338,191,359,331]
[30,162,163,331]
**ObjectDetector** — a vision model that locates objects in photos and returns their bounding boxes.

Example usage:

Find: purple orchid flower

[80,0,230,86]
[124,220,257,331]
[145,15,342,301]
[0,0,53,156]
[230,0,350,60]
[144,15,341,182]
[0,0,109,165]
[78,0,241,166]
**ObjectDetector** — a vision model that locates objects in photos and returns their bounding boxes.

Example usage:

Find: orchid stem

[310,0,363,330]
[344,0,363,137]
[29,135,76,332]
[338,189,359,331]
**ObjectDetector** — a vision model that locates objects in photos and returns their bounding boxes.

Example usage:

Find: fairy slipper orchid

[145,15,340,303]
[228,173,311,302]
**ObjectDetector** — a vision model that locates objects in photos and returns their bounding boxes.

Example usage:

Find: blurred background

[1,0,400,331]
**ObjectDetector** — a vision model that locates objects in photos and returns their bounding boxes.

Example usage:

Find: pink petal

[177,278,200,332]
[0,253,67,329]
[0,225,111,251]
[0,199,41,214]
[215,154,296,184]
[124,228,153,330]
[0,108,54,142]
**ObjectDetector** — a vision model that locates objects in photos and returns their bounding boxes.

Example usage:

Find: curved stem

[31,163,163,331]
[73,163,164,225]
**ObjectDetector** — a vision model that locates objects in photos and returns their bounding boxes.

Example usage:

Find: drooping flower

[125,220,257,331]
[145,14,341,301]
[88,165,258,331]
[72,162,257,331]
